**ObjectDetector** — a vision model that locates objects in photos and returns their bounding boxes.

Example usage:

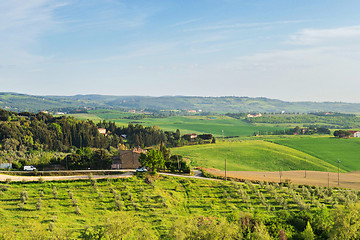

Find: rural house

[348,131,360,138]
[98,128,107,135]
[111,148,146,169]
[247,113,262,118]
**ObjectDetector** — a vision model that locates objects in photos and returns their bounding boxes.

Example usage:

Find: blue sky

[1,0,360,102]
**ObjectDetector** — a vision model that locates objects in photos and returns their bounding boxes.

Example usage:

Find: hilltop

[2,92,360,113]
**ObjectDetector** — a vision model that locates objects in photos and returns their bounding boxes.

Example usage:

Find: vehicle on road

[24,166,37,171]
[136,166,147,172]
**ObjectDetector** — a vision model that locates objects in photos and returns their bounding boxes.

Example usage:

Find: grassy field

[171,140,339,172]
[0,174,357,239]
[269,136,360,172]
[112,116,286,137]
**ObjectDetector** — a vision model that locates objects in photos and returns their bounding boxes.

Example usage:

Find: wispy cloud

[289,25,360,45]
[0,0,67,66]
[184,20,307,32]
[171,18,201,27]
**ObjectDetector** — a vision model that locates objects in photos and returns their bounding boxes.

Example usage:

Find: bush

[36,198,42,210]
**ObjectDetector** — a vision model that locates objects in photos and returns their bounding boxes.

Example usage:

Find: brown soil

[206,169,360,189]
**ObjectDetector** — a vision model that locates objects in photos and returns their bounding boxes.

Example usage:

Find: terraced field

[0,175,357,239]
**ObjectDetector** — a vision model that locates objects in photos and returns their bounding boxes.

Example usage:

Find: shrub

[36,198,42,210]
[75,206,81,215]
[18,202,25,210]
[68,190,74,199]
[115,200,123,210]
[20,191,28,201]
[38,177,44,183]
[53,186,58,199]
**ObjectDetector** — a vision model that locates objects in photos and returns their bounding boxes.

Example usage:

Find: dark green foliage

[246,114,360,129]
[334,130,352,138]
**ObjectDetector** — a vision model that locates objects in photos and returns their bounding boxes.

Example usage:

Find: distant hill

[1,92,360,113]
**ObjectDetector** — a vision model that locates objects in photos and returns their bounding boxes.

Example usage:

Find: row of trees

[245,114,360,129]
[260,126,331,136]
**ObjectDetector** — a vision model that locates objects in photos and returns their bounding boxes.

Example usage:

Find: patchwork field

[65,112,285,137]
[171,140,339,172]
[0,175,358,239]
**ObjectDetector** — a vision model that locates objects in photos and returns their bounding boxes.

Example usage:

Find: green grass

[171,140,339,172]
[88,109,137,120]
[269,136,360,172]
[0,175,354,239]
[110,116,284,137]
[65,112,285,137]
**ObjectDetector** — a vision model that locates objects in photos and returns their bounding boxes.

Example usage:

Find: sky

[1,0,360,102]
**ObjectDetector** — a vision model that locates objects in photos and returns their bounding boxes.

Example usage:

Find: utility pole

[304,157,307,178]
[264,157,266,177]
[225,158,227,181]
[338,161,340,185]
[177,155,180,171]
[279,159,283,183]
[328,172,330,188]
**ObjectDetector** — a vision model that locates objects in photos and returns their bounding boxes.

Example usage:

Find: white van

[24,166,36,171]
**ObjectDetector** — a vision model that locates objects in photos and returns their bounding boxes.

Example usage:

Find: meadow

[67,111,285,137]
[171,140,339,172]
[0,174,358,239]
[269,136,360,172]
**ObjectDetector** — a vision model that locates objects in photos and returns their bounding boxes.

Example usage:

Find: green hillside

[171,140,339,172]
[269,136,360,172]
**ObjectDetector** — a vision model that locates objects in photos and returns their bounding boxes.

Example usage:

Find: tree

[334,130,351,138]
[301,222,315,240]
[139,149,165,174]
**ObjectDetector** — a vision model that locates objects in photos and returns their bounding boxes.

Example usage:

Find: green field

[269,136,360,172]
[69,112,285,137]
[0,175,357,239]
[171,140,339,172]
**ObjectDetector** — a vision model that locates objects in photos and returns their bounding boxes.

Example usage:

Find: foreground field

[171,140,339,172]
[0,175,359,239]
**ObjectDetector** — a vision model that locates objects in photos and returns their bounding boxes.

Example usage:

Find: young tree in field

[139,149,165,174]
[301,222,315,240]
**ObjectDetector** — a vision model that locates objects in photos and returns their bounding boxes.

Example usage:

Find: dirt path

[0,172,134,182]
[206,169,360,189]
[160,171,218,181]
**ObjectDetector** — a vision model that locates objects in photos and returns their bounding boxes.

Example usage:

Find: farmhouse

[348,131,360,138]
[98,128,107,135]
[247,113,262,118]
[111,148,146,169]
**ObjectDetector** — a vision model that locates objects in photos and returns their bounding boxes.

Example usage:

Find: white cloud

[289,25,360,45]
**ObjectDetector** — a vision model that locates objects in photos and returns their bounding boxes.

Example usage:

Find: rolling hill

[2,92,360,113]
